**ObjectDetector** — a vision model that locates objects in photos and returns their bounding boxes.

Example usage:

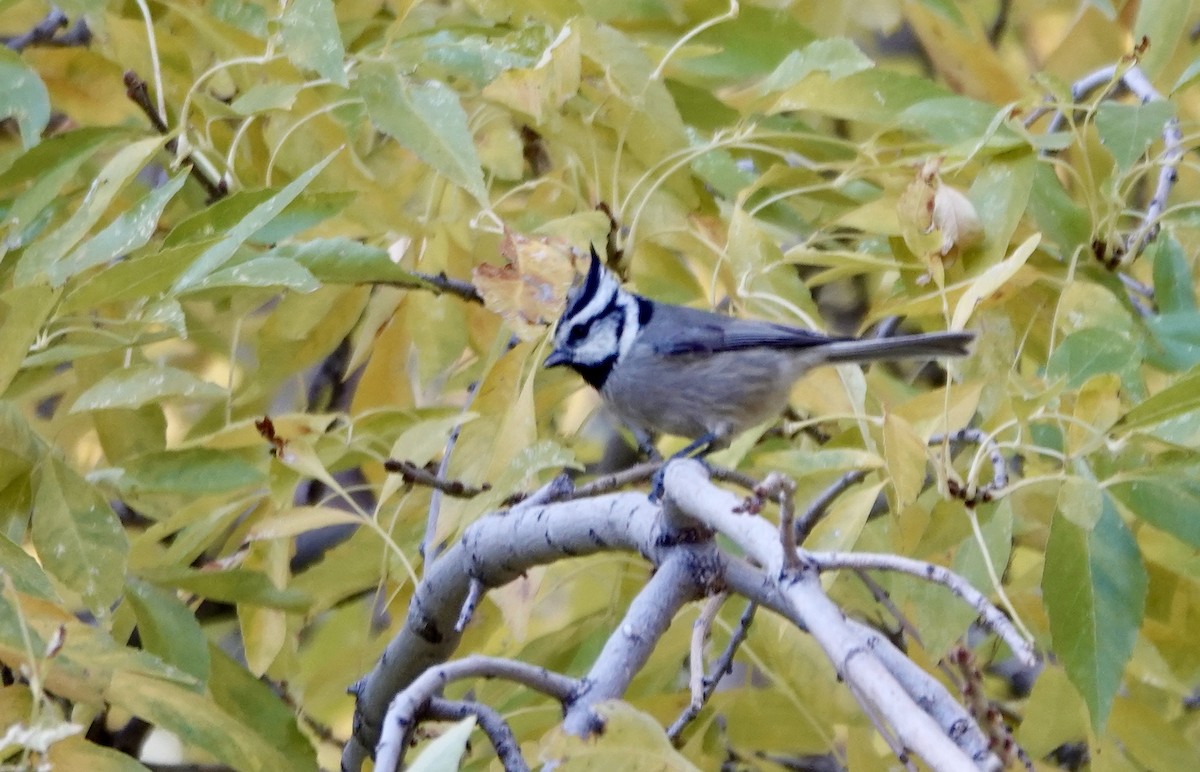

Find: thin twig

[667,600,757,745]
[2,7,66,51]
[687,594,727,707]
[425,697,529,772]
[123,70,228,202]
[381,271,485,304]
[376,656,580,772]
[853,568,924,647]
[455,579,485,633]
[930,427,1007,504]
[794,469,868,544]
[755,473,800,570]
[809,551,1035,667]
[385,459,492,500]
[1120,66,1183,265]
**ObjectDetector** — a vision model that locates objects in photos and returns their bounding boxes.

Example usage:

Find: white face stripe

[613,291,640,359]
[570,270,621,326]
[554,264,641,370]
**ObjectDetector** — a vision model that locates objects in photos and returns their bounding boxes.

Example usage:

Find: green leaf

[14,136,167,285]
[183,256,320,294]
[0,284,58,397]
[31,456,128,612]
[120,448,266,495]
[0,533,57,600]
[280,0,348,86]
[106,671,296,770]
[1046,328,1138,389]
[1028,164,1090,253]
[1042,495,1146,730]
[409,716,475,772]
[1145,312,1200,371]
[60,239,218,314]
[356,61,487,204]
[126,577,210,684]
[171,150,337,291]
[271,238,422,283]
[0,128,131,252]
[1117,365,1200,432]
[1171,56,1200,93]
[207,645,318,769]
[1094,100,1175,171]
[47,736,154,772]
[1110,474,1200,548]
[0,49,50,149]
[71,365,226,413]
[756,38,873,94]
[1151,235,1196,314]
[229,83,302,115]
[45,173,189,287]
[137,567,310,611]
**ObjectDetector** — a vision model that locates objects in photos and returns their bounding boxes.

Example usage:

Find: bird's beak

[544,349,569,368]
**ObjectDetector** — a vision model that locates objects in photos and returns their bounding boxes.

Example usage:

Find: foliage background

[2,0,1200,769]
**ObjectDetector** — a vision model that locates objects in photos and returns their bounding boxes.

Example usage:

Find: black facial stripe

[572,353,618,390]
[637,296,653,326]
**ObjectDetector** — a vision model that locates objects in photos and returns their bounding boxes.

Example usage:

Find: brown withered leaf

[473,233,577,340]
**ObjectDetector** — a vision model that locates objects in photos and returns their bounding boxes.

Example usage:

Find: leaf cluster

[1,0,1200,769]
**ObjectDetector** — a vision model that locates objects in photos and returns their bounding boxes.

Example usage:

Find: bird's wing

[652,316,845,356]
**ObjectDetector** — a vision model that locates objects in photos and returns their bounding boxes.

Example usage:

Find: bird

[544,246,975,494]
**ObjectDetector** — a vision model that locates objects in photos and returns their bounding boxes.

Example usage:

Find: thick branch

[561,551,708,735]
[342,493,660,770]
[663,461,1001,771]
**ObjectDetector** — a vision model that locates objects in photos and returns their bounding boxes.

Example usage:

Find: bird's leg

[632,427,662,462]
[649,432,719,502]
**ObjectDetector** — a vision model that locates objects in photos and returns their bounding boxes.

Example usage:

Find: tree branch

[123,70,228,203]
[423,698,528,772]
[375,655,580,772]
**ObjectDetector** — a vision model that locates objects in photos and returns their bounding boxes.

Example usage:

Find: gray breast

[602,345,805,442]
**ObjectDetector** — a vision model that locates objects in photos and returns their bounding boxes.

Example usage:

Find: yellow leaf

[245,506,361,542]
[539,701,701,770]
[883,411,926,511]
[950,232,1040,331]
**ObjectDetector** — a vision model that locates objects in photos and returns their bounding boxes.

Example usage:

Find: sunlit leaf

[171,151,338,290]
[0,533,57,600]
[1116,365,1200,432]
[14,136,167,285]
[107,671,296,770]
[356,61,487,204]
[31,456,128,612]
[0,284,58,396]
[119,448,267,495]
[280,0,348,86]
[46,172,189,287]
[408,716,475,772]
[183,256,321,294]
[270,238,421,284]
[137,567,310,611]
[71,365,225,413]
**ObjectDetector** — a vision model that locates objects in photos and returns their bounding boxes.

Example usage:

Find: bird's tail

[818,331,975,364]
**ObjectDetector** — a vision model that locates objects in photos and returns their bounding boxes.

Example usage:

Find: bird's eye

[567,325,587,343]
